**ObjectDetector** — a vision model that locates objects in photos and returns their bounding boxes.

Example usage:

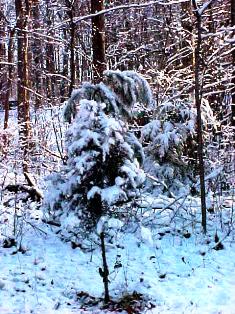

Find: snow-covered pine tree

[44,99,145,240]
[63,70,154,123]
[142,98,218,196]
[142,100,197,195]
[43,70,156,240]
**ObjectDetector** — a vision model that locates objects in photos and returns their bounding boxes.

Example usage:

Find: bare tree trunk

[0,2,7,125]
[67,1,76,96]
[32,0,43,109]
[181,2,194,69]
[60,29,69,102]
[15,0,31,172]
[45,0,56,101]
[231,0,235,127]
[4,29,15,130]
[91,0,106,83]
[100,232,110,304]
[192,0,207,234]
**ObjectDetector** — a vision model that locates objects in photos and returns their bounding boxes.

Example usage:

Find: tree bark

[100,232,110,304]
[60,28,69,102]
[4,29,15,130]
[0,2,7,125]
[181,2,194,69]
[91,0,106,83]
[65,0,76,96]
[32,0,43,109]
[0,3,9,129]
[231,0,235,127]
[45,0,56,101]
[192,0,207,234]
[15,0,32,172]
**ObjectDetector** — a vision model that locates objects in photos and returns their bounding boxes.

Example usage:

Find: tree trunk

[100,232,110,304]
[60,29,69,102]
[192,0,207,234]
[32,0,43,109]
[231,0,235,127]
[69,2,76,96]
[45,0,56,101]
[181,2,194,69]
[4,29,15,130]
[15,0,31,172]
[65,0,76,96]
[91,0,106,83]
[0,2,7,126]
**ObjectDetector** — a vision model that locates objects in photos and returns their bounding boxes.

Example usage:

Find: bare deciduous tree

[192,0,208,234]
[231,0,235,127]
[91,0,106,83]
[15,0,32,172]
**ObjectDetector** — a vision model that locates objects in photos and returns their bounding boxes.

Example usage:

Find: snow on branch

[54,0,189,29]
[64,70,153,123]
[192,0,216,17]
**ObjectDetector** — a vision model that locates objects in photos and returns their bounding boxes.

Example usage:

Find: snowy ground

[0,191,235,314]
[1,110,235,313]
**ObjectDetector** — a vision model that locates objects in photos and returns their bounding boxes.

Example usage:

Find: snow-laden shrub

[44,100,145,239]
[63,70,154,123]
[142,100,197,195]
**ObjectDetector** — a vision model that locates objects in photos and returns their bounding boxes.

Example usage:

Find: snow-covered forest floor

[0,0,235,311]
[0,176,235,314]
[1,105,235,314]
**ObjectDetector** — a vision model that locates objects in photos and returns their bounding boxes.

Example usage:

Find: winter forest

[0,0,235,313]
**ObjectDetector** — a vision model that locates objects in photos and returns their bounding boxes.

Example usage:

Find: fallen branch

[5,183,42,202]
[24,172,43,200]
[41,218,61,227]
